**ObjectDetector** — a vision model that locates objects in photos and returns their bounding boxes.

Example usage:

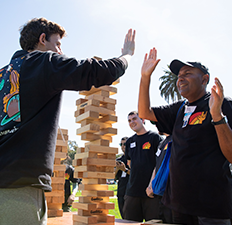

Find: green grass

[70,183,122,219]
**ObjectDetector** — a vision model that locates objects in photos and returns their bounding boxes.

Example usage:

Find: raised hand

[121,29,135,56]
[141,47,160,77]
[209,77,224,120]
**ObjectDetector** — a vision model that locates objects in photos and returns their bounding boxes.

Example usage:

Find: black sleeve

[68,166,79,183]
[46,53,127,93]
[124,138,131,160]
[152,101,185,135]
[222,97,232,129]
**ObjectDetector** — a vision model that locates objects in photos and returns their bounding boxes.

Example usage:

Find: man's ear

[202,74,209,85]
[39,33,46,46]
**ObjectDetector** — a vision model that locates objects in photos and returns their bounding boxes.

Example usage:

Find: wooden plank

[97,215,115,223]
[53,165,66,171]
[56,139,67,147]
[76,123,100,135]
[79,86,117,97]
[97,127,117,136]
[82,171,115,179]
[76,98,88,106]
[84,105,115,116]
[51,177,65,184]
[54,152,67,159]
[81,133,112,142]
[79,184,108,191]
[85,139,110,147]
[85,145,118,154]
[78,209,108,216]
[73,214,97,224]
[97,202,114,210]
[76,99,100,109]
[45,190,64,197]
[87,94,116,105]
[81,120,112,129]
[57,133,69,141]
[81,190,114,197]
[47,209,63,217]
[82,158,116,167]
[72,202,97,211]
[75,111,99,123]
[57,129,68,135]
[98,115,117,124]
[46,203,62,210]
[73,222,114,225]
[79,196,109,203]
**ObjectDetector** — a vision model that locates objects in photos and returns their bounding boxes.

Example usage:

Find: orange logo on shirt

[189,112,207,125]
[142,142,151,149]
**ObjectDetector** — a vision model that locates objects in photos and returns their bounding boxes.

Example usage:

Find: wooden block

[79,86,117,97]
[56,139,67,147]
[74,172,84,178]
[93,56,102,61]
[47,209,63,217]
[97,127,117,136]
[73,214,98,224]
[81,171,115,179]
[81,120,112,129]
[74,108,85,117]
[85,139,109,147]
[57,133,69,141]
[47,203,62,210]
[81,133,100,141]
[96,214,115,223]
[98,115,117,124]
[72,202,97,211]
[73,158,82,167]
[53,165,66,171]
[73,222,114,225]
[76,124,100,135]
[75,165,96,172]
[76,99,100,109]
[81,178,99,185]
[51,177,65,184]
[79,208,108,216]
[85,145,118,154]
[97,202,114,210]
[54,158,61,165]
[55,152,67,159]
[87,94,116,105]
[75,111,99,123]
[84,105,115,116]
[49,196,64,203]
[94,90,110,97]
[55,146,67,153]
[101,103,115,111]
[79,196,109,203]
[76,98,88,106]
[45,190,64,197]
[79,184,108,191]
[112,78,120,85]
[81,190,113,198]
[51,183,64,190]
[82,158,116,167]
[77,147,85,153]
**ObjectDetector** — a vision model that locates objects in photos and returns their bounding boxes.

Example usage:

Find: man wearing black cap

[138,48,232,225]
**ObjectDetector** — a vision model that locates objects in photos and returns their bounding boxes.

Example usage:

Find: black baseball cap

[170,59,210,77]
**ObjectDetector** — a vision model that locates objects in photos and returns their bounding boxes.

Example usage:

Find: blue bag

[152,141,172,196]
[151,101,185,196]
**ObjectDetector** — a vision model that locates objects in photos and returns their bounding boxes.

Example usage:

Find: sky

[0,0,232,153]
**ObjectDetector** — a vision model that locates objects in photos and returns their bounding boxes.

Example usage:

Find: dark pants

[172,210,231,225]
[123,195,160,222]
[157,196,173,223]
[117,196,125,219]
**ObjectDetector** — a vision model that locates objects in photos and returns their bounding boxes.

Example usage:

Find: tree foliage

[67,140,78,160]
[159,65,182,103]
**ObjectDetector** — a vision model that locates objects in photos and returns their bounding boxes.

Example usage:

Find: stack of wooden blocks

[72,79,119,225]
[45,128,69,217]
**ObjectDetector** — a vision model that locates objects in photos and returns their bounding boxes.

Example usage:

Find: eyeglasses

[119,143,126,146]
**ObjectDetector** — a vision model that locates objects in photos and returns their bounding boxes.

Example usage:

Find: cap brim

[170,59,193,76]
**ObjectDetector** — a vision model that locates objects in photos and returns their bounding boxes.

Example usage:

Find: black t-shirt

[64,164,79,199]
[125,131,162,198]
[152,93,232,219]
[115,154,129,197]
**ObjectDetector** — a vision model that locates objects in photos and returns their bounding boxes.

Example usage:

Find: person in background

[115,136,130,219]
[146,132,173,224]
[123,111,163,222]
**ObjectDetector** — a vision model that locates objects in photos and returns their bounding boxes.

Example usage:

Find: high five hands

[121,29,136,56]
[141,47,160,78]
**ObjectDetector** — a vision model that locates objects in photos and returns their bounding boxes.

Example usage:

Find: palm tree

[159,65,182,103]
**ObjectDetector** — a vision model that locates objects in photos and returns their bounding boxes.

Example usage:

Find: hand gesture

[67,193,75,205]
[141,48,160,78]
[116,160,126,171]
[121,29,135,56]
[146,186,154,198]
[209,77,224,119]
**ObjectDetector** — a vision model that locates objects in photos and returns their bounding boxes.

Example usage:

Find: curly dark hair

[19,18,66,51]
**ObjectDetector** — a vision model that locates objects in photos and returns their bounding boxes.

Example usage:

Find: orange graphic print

[163,143,168,151]
[142,142,151,149]
[189,112,207,125]
[65,173,70,180]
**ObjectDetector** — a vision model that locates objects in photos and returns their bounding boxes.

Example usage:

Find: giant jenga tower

[45,128,68,217]
[72,74,119,225]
